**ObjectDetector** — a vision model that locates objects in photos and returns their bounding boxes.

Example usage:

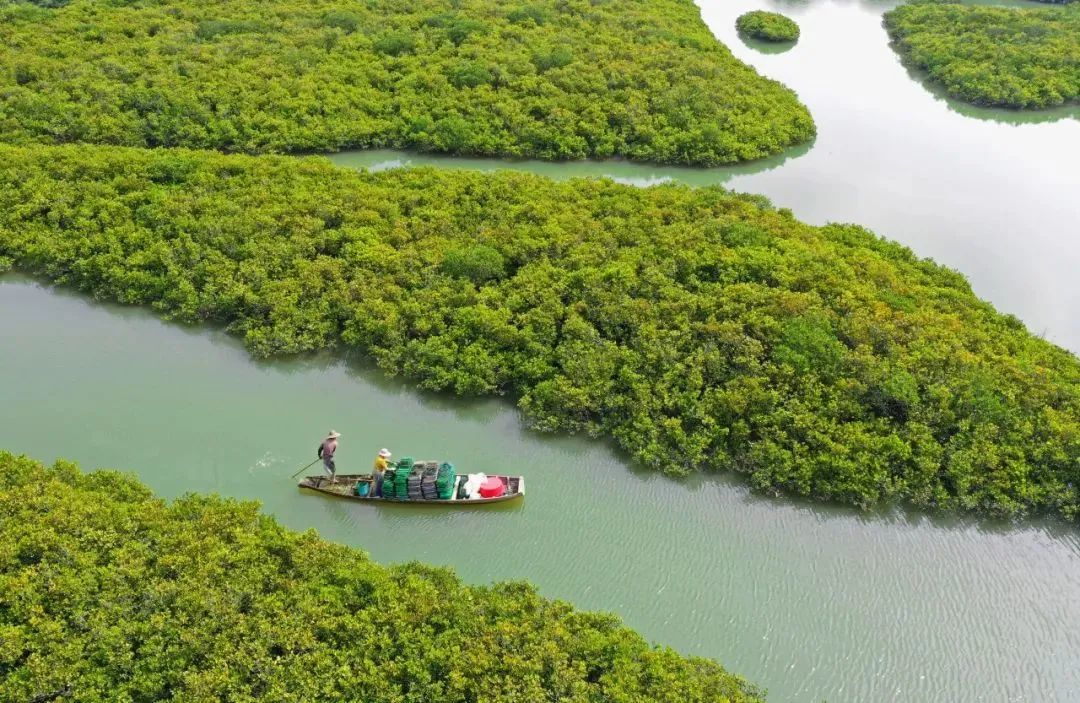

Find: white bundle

[463,473,487,499]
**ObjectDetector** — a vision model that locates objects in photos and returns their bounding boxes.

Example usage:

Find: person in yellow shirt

[373,448,392,498]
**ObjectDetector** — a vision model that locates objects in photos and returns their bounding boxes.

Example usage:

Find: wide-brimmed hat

[379,448,392,458]
[326,430,341,440]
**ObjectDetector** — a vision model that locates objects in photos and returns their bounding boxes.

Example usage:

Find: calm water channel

[330,0,1080,355]
[4,0,1080,701]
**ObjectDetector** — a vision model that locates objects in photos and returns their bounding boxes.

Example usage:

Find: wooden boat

[299,472,525,505]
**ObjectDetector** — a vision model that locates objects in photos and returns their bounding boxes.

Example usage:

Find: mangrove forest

[1,143,1077,521]
[885,0,1080,109]
[3,0,1080,698]
[0,0,815,164]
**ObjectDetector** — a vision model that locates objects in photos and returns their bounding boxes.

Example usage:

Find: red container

[478,477,505,498]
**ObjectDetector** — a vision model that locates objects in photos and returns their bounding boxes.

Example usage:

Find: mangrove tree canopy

[0,452,765,702]
[0,0,815,165]
[0,144,1078,520]
[884,0,1080,109]
[736,11,800,43]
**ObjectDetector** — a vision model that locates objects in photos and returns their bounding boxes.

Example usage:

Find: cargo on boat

[299,459,524,505]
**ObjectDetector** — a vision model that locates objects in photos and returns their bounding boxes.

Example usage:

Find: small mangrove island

[736,11,800,43]
[2,143,1077,521]
[885,0,1080,109]
[0,0,815,164]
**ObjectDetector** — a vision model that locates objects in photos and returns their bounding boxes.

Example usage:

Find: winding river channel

[3,1,1080,702]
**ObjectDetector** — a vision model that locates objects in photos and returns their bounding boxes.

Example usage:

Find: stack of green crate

[436,462,456,500]
[381,468,396,498]
[392,457,414,499]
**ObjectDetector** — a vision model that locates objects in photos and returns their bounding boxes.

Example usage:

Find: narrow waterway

[329,0,1080,354]
[3,276,1079,703]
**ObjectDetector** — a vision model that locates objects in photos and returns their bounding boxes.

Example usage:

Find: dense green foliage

[0,0,815,165]
[885,0,1080,109]
[0,452,764,702]
[1,144,1079,520]
[735,11,800,43]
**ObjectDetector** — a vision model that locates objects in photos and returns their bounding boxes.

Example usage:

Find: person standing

[318,431,341,483]
[372,448,392,498]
